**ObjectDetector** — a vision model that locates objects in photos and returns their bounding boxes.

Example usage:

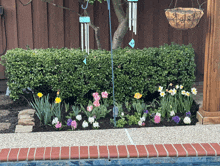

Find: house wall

[0,0,207,84]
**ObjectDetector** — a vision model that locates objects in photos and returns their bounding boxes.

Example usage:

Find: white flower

[82,120,88,128]
[138,120,142,126]
[88,117,94,124]
[160,91,166,97]
[156,112,161,117]
[158,86,163,92]
[191,87,197,95]
[93,121,100,128]
[140,116,145,122]
[181,90,186,95]
[171,88,177,95]
[170,111,175,116]
[183,116,191,124]
[175,85,179,89]
[52,117,58,125]
[121,112,124,116]
[180,85,183,89]
[76,115,82,121]
[185,91,190,97]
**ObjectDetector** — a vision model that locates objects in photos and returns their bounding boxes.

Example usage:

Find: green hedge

[0,42,196,106]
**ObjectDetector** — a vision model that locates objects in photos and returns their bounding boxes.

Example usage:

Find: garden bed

[32,99,199,132]
[30,83,199,132]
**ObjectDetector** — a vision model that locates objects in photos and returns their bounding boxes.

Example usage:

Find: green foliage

[0,42,196,106]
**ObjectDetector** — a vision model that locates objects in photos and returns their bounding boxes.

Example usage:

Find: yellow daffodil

[181,90,186,95]
[169,83,173,86]
[55,97,61,104]
[191,87,197,95]
[57,90,60,96]
[37,92,43,98]
[166,89,168,92]
[134,93,142,99]
[158,86,163,92]
[160,91,165,97]
[168,89,173,94]
[175,85,179,89]
[185,92,190,97]
[180,85,183,89]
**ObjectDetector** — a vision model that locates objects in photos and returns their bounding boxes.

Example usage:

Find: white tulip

[52,117,58,125]
[121,112,124,116]
[82,120,88,128]
[170,111,175,116]
[183,117,191,124]
[88,117,94,124]
[138,120,142,126]
[93,121,100,128]
[76,115,82,121]
[140,117,145,122]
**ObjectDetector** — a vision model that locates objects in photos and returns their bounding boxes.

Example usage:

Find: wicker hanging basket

[164,0,205,30]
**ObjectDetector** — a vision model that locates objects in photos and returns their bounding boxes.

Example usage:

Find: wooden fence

[0,0,207,83]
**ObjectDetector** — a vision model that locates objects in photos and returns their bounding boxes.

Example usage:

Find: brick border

[0,143,220,162]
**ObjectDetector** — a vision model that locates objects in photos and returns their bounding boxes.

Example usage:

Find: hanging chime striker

[128,0,138,48]
[79,16,90,64]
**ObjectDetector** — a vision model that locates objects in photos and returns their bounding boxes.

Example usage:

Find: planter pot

[164,7,204,30]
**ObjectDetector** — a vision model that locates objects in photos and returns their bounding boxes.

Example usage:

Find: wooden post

[196,0,220,124]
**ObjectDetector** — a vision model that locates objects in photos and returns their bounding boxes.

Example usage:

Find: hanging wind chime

[80,0,90,64]
[128,0,138,48]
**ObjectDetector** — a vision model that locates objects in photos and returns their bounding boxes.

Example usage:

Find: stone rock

[15,125,33,133]
[18,114,34,120]
[18,118,35,126]
[18,109,35,116]
[0,123,11,130]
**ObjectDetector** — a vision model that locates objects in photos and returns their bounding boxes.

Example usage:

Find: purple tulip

[186,112,191,117]
[67,119,72,126]
[144,110,149,114]
[172,116,180,124]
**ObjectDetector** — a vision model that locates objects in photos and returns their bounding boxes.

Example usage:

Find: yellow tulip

[55,97,61,104]
[37,92,43,98]
[134,93,142,99]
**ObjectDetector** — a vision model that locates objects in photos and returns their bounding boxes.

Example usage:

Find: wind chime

[128,0,138,48]
[80,0,90,64]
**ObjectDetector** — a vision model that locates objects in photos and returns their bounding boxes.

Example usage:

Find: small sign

[79,16,90,23]
[113,106,119,117]
[129,39,135,48]
[83,58,86,64]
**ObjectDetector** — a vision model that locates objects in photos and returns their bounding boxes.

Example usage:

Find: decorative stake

[79,16,90,64]
[128,0,138,48]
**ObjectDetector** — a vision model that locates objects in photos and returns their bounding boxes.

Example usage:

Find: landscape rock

[15,125,33,133]
[18,118,35,126]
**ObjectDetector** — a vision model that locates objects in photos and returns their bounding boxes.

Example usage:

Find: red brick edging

[0,143,220,162]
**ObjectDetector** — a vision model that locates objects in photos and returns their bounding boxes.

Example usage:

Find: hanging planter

[164,0,206,30]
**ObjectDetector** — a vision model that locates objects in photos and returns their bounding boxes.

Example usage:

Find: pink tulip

[71,120,77,129]
[93,100,100,107]
[87,105,93,112]
[101,91,108,98]
[92,92,99,98]
[154,115,161,124]
[55,122,62,128]
[94,95,100,101]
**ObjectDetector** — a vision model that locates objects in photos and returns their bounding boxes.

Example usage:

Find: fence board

[32,0,48,49]
[0,0,207,82]
[17,0,33,49]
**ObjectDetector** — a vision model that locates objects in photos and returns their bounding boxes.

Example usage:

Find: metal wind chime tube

[79,16,90,55]
[128,0,138,48]
[128,0,138,35]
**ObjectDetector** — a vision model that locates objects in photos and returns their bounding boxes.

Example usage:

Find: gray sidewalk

[0,124,220,149]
